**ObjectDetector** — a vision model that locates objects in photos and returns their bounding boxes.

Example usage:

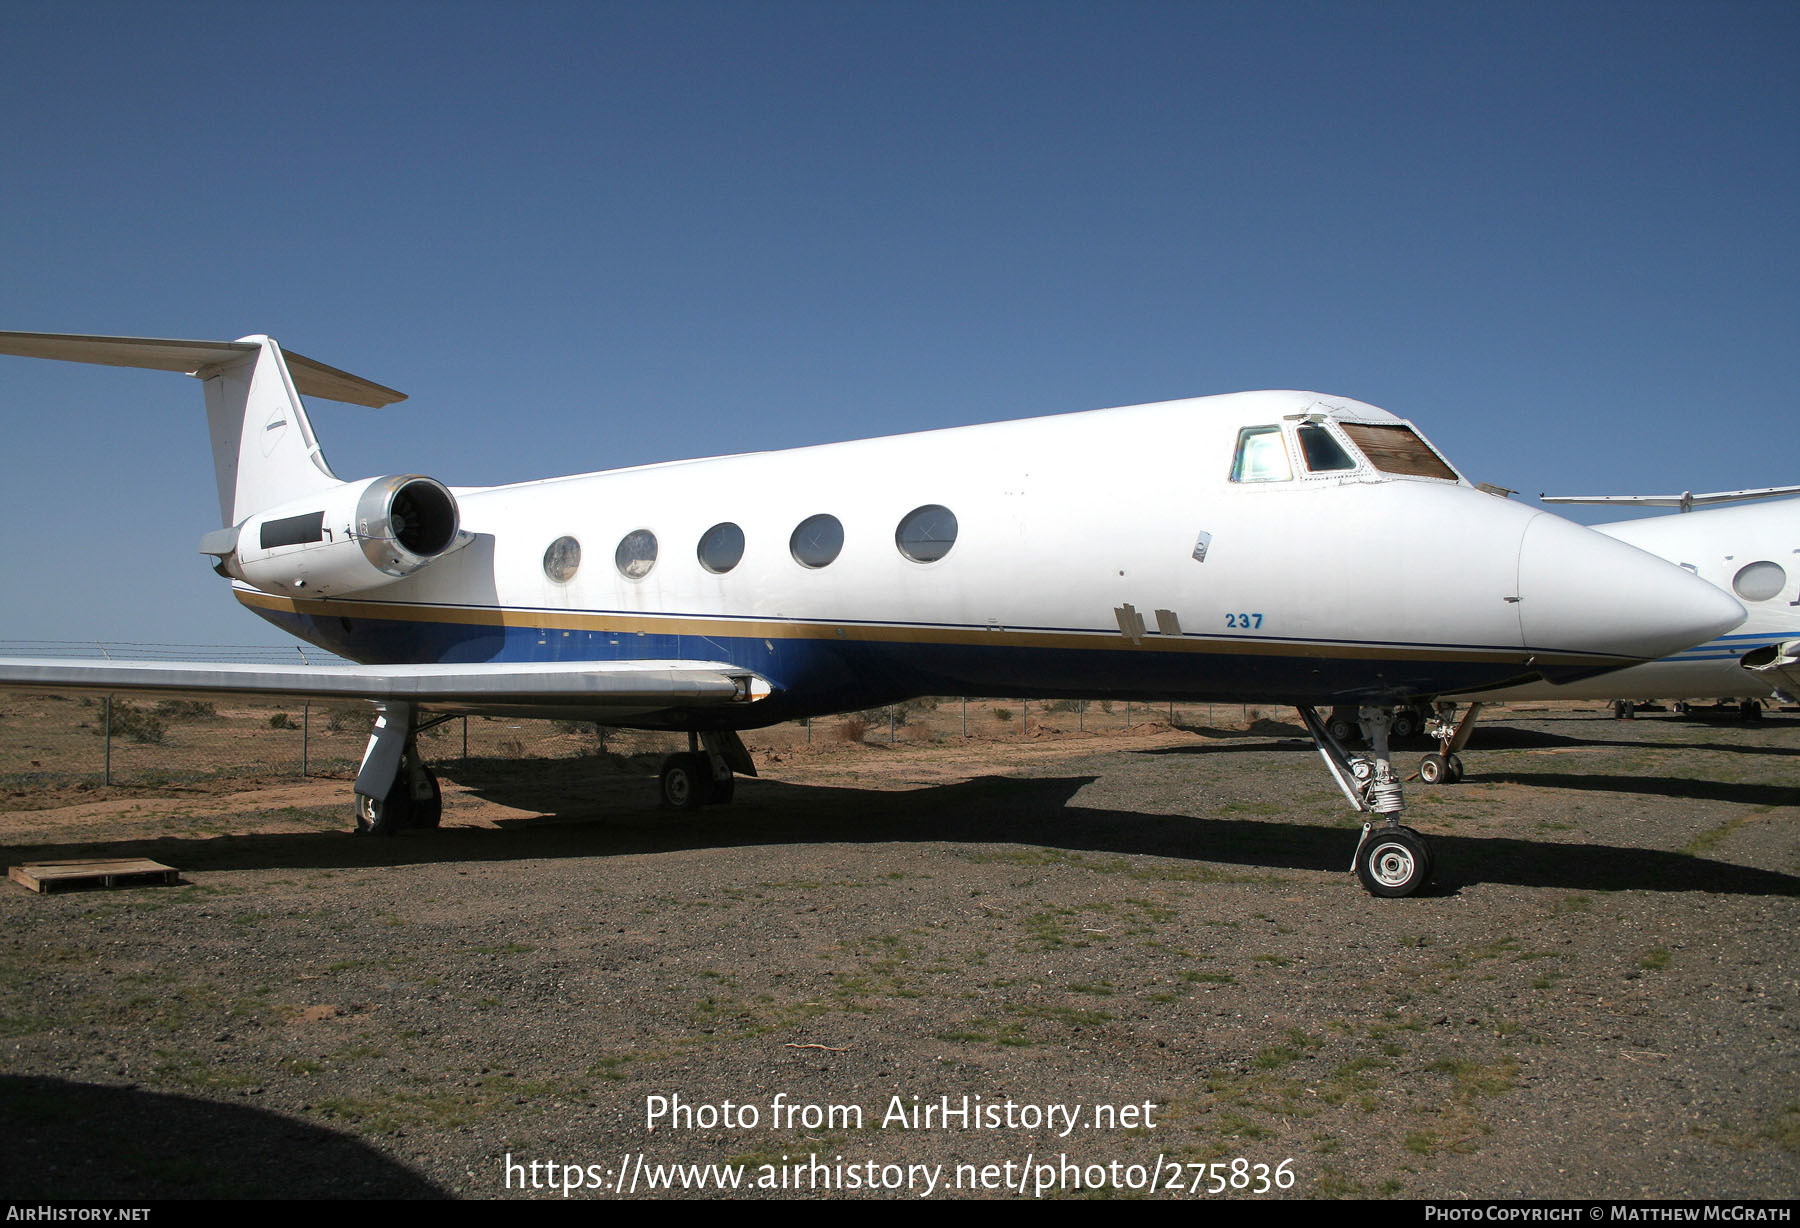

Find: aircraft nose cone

[1516,514,1744,661]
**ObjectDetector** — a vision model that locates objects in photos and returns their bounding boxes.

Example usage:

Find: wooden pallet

[8,858,180,894]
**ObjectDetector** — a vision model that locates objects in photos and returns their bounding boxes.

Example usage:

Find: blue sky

[2,1,1796,647]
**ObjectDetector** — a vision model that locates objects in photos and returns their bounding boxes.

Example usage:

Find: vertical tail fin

[0,330,405,525]
[201,335,341,525]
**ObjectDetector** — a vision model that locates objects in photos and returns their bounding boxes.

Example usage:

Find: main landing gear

[352,702,446,836]
[1417,700,1482,786]
[658,730,756,811]
[1298,704,1435,897]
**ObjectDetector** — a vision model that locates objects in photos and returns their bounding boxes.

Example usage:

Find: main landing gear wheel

[412,767,443,829]
[1355,826,1433,898]
[355,767,441,835]
[659,753,713,810]
[356,776,413,837]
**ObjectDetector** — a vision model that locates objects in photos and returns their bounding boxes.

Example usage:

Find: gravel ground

[1,706,1795,1200]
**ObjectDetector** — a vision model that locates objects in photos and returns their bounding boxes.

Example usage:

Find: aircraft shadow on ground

[0,1075,446,1198]
[10,768,1795,899]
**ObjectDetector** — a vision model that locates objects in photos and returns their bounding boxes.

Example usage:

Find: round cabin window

[895,504,958,563]
[543,536,581,583]
[790,514,844,569]
[615,529,658,580]
[697,522,745,574]
[1733,560,1787,603]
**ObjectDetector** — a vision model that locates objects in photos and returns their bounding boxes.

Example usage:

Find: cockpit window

[1229,426,1292,482]
[1336,423,1458,480]
[1297,424,1356,472]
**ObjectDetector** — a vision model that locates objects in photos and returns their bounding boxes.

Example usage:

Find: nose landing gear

[1298,704,1435,897]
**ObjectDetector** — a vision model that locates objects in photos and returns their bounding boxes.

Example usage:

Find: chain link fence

[0,690,1285,800]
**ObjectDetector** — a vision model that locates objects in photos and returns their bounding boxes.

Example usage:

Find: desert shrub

[550,719,609,754]
[98,701,165,744]
[993,707,1014,722]
[326,704,370,733]
[154,699,217,721]
[269,712,295,730]
[838,716,869,743]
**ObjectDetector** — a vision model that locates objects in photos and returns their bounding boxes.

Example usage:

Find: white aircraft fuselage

[228,389,1735,727]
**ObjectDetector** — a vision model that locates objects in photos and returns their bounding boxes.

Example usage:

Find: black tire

[355,776,413,837]
[1355,826,1432,898]
[1391,711,1419,741]
[1326,714,1356,744]
[1445,754,1465,784]
[1419,753,1445,784]
[411,768,443,829]
[1741,699,1763,722]
[708,771,735,805]
[659,753,711,810]
[1614,700,1635,719]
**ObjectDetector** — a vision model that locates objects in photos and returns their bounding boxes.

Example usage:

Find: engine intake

[221,475,469,597]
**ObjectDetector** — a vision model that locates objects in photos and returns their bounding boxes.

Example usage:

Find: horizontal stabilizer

[0,331,406,407]
[0,657,769,712]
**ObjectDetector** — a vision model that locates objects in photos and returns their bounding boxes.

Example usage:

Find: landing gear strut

[352,702,445,836]
[1298,704,1434,897]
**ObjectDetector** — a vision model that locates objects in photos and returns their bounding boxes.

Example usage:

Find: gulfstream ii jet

[0,331,1744,897]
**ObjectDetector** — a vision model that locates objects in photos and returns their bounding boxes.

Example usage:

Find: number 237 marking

[1225,612,1263,629]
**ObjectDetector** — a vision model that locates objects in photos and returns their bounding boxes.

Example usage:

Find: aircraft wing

[0,657,770,721]
[1540,485,1800,512]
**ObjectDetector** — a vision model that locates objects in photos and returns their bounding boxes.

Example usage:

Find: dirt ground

[1,702,1795,1200]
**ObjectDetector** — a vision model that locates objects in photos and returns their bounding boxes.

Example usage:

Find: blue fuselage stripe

[248,604,1618,727]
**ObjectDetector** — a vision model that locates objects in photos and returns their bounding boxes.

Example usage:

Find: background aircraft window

[615,529,658,579]
[1229,426,1292,482]
[697,521,745,574]
[1337,423,1458,480]
[543,535,581,583]
[1732,560,1787,602]
[895,504,958,563]
[1297,424,1356,472]
[790,514,844,568]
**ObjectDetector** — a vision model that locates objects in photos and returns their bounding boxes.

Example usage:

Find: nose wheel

[1354,825,1433,897]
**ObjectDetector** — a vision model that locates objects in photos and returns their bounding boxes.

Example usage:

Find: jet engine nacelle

[218,475,469,598]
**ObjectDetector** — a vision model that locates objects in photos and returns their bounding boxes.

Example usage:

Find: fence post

[805,715,812,745]
[462,716,469,768]
[103,695,112,786]
[889,708,896,743]
[961,697,967,738]
[1022,699,1028,736]
[301,703,309,777]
